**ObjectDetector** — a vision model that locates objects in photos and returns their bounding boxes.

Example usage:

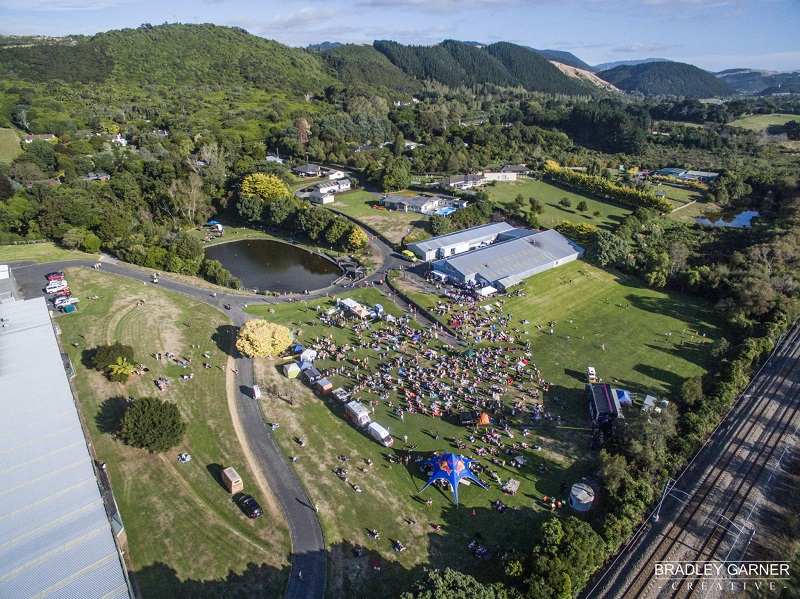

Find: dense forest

[1,22,800,599]
[598,61,733,97]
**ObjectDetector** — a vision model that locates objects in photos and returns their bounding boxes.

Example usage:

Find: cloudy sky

[1,0,798,72]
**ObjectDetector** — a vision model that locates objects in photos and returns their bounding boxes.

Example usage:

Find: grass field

[0,241,98,263]
[244,263,725,596]
[487,179,632,230]
[57,268,290,598]
[327,190,431,244]
[0,127,21,164]
[729,113,798,132]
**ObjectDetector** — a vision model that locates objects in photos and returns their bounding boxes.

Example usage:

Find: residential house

[440,174,487,190]
[315,179,351,194]
[108,133,127,147]
[380,194,442,214]
[500,164,531,175]
[82,172,111,182]
[308,190,334,205]
[325,169,347,181]
[292,164,323,177]
[23,134,56,144]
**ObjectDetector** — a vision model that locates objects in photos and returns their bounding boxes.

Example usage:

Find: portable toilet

[221,467,243,494]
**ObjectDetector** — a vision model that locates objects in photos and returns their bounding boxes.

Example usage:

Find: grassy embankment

[57,268,290,598]
[244,261,725,596]
[0,127,22,164]
[0,241,98,263]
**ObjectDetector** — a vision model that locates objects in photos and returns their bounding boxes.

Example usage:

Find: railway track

[585,322,800,599]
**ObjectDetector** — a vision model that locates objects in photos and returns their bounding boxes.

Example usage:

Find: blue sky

[1,0,798,72]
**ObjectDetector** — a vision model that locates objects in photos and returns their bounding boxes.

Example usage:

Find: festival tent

[283,362,301,378]
[477,412,491,426]
[612,388,632,405]
[292,344,304,354]
[300,348,318,362]
[298,360,313,371]
[462,349,476,357]
[420,453,488,506]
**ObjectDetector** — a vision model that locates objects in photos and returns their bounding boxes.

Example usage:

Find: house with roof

[316,180,351,194]
[500,164,532,175]
[440,174,487,190]
[108,133,127,147]
[430,228,584,291]
[23,133,56,144]
[308,190,334,205]
[325,169,347,181]
[292,164,323,177]
[380,194,442,215]
[82,172,111,182]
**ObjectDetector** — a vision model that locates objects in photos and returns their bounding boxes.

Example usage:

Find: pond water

[205,239,341,293]
[695,211,759,228]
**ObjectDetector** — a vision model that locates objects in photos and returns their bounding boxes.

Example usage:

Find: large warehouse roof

[409,222,515,254]
[0,298,131,599]
[435,229,583,284]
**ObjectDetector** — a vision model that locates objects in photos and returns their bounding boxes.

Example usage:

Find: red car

[46,272,65,281]
[55,288,71,297]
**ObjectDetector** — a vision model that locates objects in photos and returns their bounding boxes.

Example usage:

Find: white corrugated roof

[0,298,131,599]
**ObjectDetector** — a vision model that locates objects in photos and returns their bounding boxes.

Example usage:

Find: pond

[695,211,759,228]
[205,239,341,293]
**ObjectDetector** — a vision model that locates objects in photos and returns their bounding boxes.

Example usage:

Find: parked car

[45,272,65,281]
[54,296,79,308]
[237,494,263,519]
[55,287,71,297]
[45,280,68,293]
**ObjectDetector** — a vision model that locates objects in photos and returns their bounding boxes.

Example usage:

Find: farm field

[244,261,725,596]
[487,179,632,230]
[56,268,290,598]
[729,113,798,132]
[0,127,21,163]
[0,241,98,263]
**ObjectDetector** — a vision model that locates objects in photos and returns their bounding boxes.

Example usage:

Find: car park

[45,272,65,281]
[237,494,263,519]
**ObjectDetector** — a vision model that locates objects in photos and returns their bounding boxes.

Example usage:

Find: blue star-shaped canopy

[420,452,487,506]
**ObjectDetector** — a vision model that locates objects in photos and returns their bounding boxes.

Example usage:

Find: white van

[344,401,371,428]
[367,422,393,447]
[252,385,262,400]
[46,280,68,292]
[54,296,79,308]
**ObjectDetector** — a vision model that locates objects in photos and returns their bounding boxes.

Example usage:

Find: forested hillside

[599,61,732,97]
[531,48,594,72]
[373,39,593,95]
[320,44,423,94]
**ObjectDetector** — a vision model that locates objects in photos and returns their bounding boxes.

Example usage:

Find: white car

[54,296,79,308]
[45,280,68,292]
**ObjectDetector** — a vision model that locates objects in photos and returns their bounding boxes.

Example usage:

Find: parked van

[46,280,68,292]
[54,296,79,308]
[252,385,262,400]
[221,467,243,493]
[367,422,393,447]
[344,401,371,428]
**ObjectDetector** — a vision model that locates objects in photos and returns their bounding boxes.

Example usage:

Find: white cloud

[612,42,680,53]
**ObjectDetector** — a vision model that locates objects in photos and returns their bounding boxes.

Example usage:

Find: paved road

[10,258,328,599]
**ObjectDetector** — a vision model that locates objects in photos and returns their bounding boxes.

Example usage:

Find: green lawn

[327,190,431,244]
[244,264,725,596]
[0,127,21,164]
[487,179,632,230]
[729,113,798,132]
[58,268,290,598]
[0,241,98,263]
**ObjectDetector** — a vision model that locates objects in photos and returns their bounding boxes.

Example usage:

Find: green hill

[373,39,593,95]
[598,61,732,97]
[0,24,335,95]
[320,44,422,94]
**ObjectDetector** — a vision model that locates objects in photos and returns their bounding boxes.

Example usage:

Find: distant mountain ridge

[598,61,732,97]
[593,58,670,71]
[716,68,800,95]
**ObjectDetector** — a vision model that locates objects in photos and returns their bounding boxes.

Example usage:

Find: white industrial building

[407,222,518,262]
[0,298,132,599]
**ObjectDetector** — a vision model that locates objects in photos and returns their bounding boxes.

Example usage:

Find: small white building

[309,190,334,205]
[326,169,346,181]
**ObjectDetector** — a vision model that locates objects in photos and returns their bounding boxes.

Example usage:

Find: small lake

[695,211,759,228]
[205,239,341,293]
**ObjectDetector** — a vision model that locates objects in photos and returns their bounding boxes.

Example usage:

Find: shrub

[236,319,293,358]
[93,341,135,371]
[118,396,187,452]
